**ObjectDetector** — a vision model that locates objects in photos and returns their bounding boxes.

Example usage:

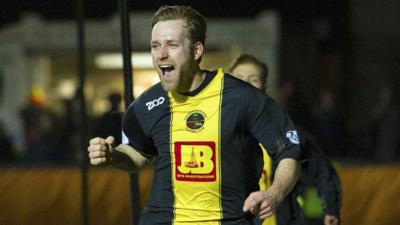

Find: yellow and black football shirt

[122,69,301,225]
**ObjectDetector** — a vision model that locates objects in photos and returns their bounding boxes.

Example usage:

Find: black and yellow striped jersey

[122,69,301,225]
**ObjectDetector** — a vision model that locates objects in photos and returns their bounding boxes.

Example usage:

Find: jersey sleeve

[121,103,157,159]
[301,129,342,216]
[245,90,302,164]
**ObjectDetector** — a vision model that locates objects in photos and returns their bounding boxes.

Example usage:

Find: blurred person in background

[19,86,67,164]
[371,85,400,161]
[230,54,342,225]
[276,79,316,134]
[312,87,346,157]
[0,121,17,163]
[93,92,123,145]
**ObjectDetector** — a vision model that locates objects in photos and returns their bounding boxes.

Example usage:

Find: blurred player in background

[230,54,342,225]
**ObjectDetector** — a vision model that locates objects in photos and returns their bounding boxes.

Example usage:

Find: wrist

[266,185,284,202]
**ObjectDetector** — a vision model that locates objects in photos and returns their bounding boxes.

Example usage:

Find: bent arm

[242,158,301,218]
[301,129,342,217]
[269,158,301,201]
[315,160,342,217]
[111,144,152,172]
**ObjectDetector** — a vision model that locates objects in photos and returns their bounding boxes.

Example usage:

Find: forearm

[110,144,151,172]
[319,181,342,216]
[314,161,342,216]
[270,158,301,200]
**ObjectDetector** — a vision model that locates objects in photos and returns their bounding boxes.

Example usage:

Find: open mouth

[159,64,175,80]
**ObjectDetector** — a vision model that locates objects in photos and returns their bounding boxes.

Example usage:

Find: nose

[157,46,168,60]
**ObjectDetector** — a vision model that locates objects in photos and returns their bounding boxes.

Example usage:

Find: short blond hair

[151,5,207,45]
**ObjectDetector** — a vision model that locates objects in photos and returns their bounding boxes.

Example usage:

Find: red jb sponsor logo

[174,141,216,182]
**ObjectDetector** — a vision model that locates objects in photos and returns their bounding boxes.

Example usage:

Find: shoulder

[223,72,268,101]
[124,83,168,124]
[223,72,252,90]
[126,83,167,113]
[123,83,169,133]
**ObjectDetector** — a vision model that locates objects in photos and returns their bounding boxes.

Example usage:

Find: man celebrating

[88,5,301,225]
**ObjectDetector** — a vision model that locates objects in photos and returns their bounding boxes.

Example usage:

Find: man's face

[151,19,196,92]
[231,63,263,90]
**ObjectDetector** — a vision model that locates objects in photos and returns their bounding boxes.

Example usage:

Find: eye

[150,43,159,49]
[168,43,178,48]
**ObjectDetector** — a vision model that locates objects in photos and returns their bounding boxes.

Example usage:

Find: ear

[193,41,204,61]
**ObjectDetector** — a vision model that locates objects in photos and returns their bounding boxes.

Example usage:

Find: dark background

[1,0,399,162]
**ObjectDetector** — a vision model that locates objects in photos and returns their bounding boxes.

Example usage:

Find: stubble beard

[159,71,179,92]
[160,80,177,92]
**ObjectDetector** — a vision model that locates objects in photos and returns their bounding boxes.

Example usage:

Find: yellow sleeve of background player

[259,144,273,190]
[259,144,277,225]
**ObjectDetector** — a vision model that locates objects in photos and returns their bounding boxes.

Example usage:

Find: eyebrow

[150,39,181,45]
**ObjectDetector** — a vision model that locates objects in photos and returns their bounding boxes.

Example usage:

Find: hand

[242,187,283,219]
[324,214,339,225]
[88,136,115,166]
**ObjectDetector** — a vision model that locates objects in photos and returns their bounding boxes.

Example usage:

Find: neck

[189,68,205,92]
[177,67,205,93]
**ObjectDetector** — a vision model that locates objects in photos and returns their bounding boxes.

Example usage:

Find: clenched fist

[243,187,283,219]
[87,136,115,166]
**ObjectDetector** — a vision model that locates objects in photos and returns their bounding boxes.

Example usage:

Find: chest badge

[185,110,206,132]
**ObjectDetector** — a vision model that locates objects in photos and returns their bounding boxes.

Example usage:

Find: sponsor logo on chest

[174,141,216,182]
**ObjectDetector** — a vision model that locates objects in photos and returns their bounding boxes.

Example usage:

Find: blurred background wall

[0,12,279,163]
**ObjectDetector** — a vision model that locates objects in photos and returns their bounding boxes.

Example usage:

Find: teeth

[159,64,173,69]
